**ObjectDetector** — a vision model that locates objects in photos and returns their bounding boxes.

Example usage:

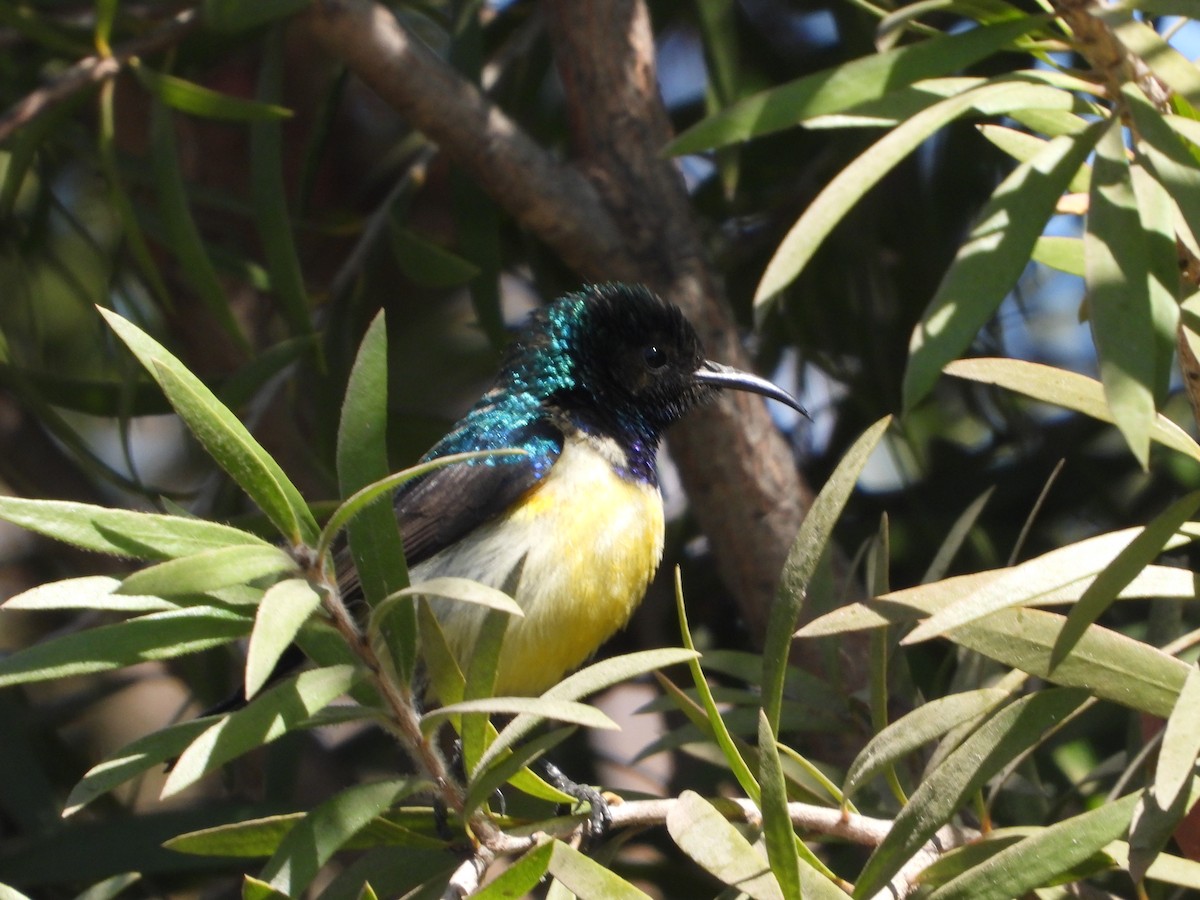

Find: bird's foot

[541,760,612,845]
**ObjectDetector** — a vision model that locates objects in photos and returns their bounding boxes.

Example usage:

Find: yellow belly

[413,433,665,697]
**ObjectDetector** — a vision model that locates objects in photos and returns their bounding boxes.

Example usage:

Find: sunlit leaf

[2,576,172,613]
[117,544,297,597]
[667,791,783,900]
[945,358,1200,462]
[854,688,1088,898]
[758,711,802,900]
[246,578,323,698]
[546,841,653,900]
[902,119,1104,408]
[669,18,1045,153]
[163,665,360,797]
[0,607,250,688]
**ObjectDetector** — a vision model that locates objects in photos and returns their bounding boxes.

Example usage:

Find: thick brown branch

[541,0,811,639]
[303,0,628,280]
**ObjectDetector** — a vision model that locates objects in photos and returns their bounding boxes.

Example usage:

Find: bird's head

[507,284,807,440]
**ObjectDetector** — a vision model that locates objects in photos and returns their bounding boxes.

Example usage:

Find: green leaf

[99,309,318,544]
[149,98,249,350]
[945,358,1200,461]
[476,648,698,778]
[949,607,1188,718]
[2,576,173,613]
[978,124,1091,192]
[1156,664,1200,805]
[64,716,223,816]
[388,225,481,288]
[667,791,783,900]
[0,496,273,560]
[927,793,1140,899]
[1107,15,1200,107]
[242,876,289,900]
[1031,235,1085,276]
[464,727,574,820]
[246,578,324,698]
[163,665,360,797]
[472,841,555,900]
[799,562,1197,637]
[758,80,1085,311]
[0,607,250,688]
[1051,491,1200,667]
[905,517,1199,645]
[252,26,314,337]
[74,872,141,900]
[260,779,423,895]
[758,711,802,900]
[844,688,1012,798]
[136,65,292,121]
[854,688,1088,898]
[0,883,33,900]
[668,17,1046,153]
[902,119,1105,408]
[1086,116,1157,466]
[420,697,616,736]
[394,577,523,617]
[546,841,653,900]
[117,544,297,597]
[337,311,414,683]
[204,0,311,32]
[764,416,891,731]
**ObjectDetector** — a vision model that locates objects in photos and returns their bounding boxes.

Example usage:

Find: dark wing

[335,419,563,598]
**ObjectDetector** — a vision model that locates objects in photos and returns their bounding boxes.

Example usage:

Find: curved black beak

[695,360,810,420]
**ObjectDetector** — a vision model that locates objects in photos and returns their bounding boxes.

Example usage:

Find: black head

[508,284,807,441]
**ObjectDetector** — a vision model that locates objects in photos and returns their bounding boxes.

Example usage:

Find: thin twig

[0,8,201,144]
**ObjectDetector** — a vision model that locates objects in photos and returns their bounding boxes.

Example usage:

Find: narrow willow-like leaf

[676,572,760,803]
[1086,116,1156,467]
[64,716,229,817]
[0,607,250,689]
[252,27,312,337]
[764,416,891,731]
[336,311,414,680]
[0,496,273,560]
[922,487,995,584]
[1129,784,1197,884]
[0,884,32,900]
[799,562,1195,637]
[1132,96,1200,261]
[854,689,1088,899]
[667,791,783,900]
[420,697,616,736]
[902,119,1105,408]
[844,689,1012,798]
[1031,235,1085,276]
[472,841,555,900]
[100,309,318,543]
[1051,492,1200,667]
[978,124,1091,192]
[477,648,698,777]
[118,544,296,597]
[1108,840,1200,889]
[163,665,359,797]
[394,578,523,616]
[246,578,323,698]
[149,98,248,349]
[260,779,422,895]
[1156,665,1200,805]
[928,792,1140,899]
[758,712,802,900]
[758,81,1083,310]
[546,841,653,900]
[950,607,1188,717]
[669,17,1044,153]
[905,521,1198,645]
[204,0,312,32]
[136,65,292,121]
[945,358,1200,461]
[73,872,141,900]
[241,876,289,900]
[318,450,526,562]
[464,727,574,820]
[461,608,510,776]
[3,576,172,613]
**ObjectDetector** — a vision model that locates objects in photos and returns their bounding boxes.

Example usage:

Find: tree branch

[0,8,200,144]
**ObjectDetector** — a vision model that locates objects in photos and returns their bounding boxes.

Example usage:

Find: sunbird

[342,283,808,697]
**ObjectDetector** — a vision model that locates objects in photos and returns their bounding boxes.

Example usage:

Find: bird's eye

[643,345,667,371]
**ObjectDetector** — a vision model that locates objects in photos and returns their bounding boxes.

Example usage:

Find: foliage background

[3,0,1200,897]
